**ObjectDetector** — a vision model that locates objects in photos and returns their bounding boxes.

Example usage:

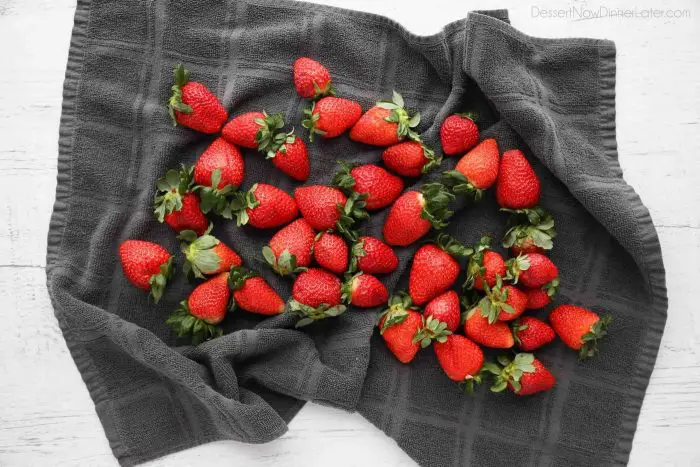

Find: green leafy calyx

[502,206,557,251]
[441,169,485,201]
[462,235,492,290]
[148,256,173,303]
[478,275,515,324]
[153,164,194,222]
[228,185,260,226]
[167,64,193,126]
[487,353,536,393]
[178,227,222,279]
[331,161,357,195]
[419,183,455,230]
[262,246,306,276]
[579,315,612,360]
[378,292,417,334]
[376,90,421,142]
[255,112,295,158]
[335,191,369,242]
[166,300,223,345]
[288,299,347,328]
[412,315,451,349]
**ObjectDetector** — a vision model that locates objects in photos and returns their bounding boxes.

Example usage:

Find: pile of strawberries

[119,58,612,394]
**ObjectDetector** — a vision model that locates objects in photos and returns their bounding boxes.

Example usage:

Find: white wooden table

[1,0,699,465]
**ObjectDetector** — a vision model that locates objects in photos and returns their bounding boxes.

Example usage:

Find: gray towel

[47,1,666,466]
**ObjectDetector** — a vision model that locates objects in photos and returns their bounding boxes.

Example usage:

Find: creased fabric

[47,2,666,466]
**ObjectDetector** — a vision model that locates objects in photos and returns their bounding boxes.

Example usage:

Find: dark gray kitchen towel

[47,1,666,466]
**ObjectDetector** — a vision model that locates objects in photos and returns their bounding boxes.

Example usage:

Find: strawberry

[302,96,362,141]
[314,231,348,274]
[524,287,553,310]
[512,316,555,351]
[383,183,454,246]
[439,113,479,156]
[463,236,506,291]
[342,273,389,308]
[178,228,242,279]
[378,292,422,363]
[463,306,514,349]
[166,272,231,344]
[350,236,398,275]
[296,185,369,241]
[194,138,244,189]
[194,138,245,217]
[118,240,173,303]
[221,111,266,149]
[228,266,285,315]
[381,141,441,177]
[495,149,541,209]
[154,166,208,236]
[263,218,315,276]
[167,64,227,134]
[423,290,461,332]
[442,138,499,200]
[434,335,485,391]
[229,183,298,229]
[549,305,612,360]
[488,353,556,396]
[477,276,528,323]
[270,136,310,182]
[332,162,403,211]
[295,185,346,231]
[293,57,334,99]
[502,206,556,255]
[508,253,559,290]
[253,112,310,181]
[349,91,420,146]
[408,234,471,306]
[289,268,346,326]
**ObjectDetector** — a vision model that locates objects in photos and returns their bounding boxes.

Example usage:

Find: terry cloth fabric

[47,1,667,466]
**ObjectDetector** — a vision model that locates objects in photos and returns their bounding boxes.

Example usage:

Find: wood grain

[1,0,698,465]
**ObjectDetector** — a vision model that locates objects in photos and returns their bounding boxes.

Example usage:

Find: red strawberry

[440,113,479,156]
[166,272,231,344]
[314,231,348,274]
[549,305,612,360]
[332,163,403,211]
[164,193,209,235]
[383,184,454,246]
[349,91,420,147]
[463,236,506,291]
[408,234,471,306]
[502,206,556,255]
[293,57,333,99]
[178,229,242,279]
[221,111,265,149]
[489,353,556,396]
[271,136,310,181]
[289,268,346,326]
[478,276,528,323]
[382,141,440,177]
[351,236,398,275]
[230,183,298,229]
[423,290,461,332]
[378,292,422,363]
[118,240,173,303]
[228,266,285,315]
[194,138,244,189]
[342,273,389,308]
[295,185,347,231]
[302,96,362,141]
[463,307,514,349]
[512,316,555,351]
[443,138,499,200]
[154,166,209,236]
[495,149,541,209]
[263,218,315,276]
[434,335,485,390]
[525,287,552,310]
[509,253,559,289]
[167,64,227,134]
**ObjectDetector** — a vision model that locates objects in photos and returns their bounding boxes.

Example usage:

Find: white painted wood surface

[1,0,699,465]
